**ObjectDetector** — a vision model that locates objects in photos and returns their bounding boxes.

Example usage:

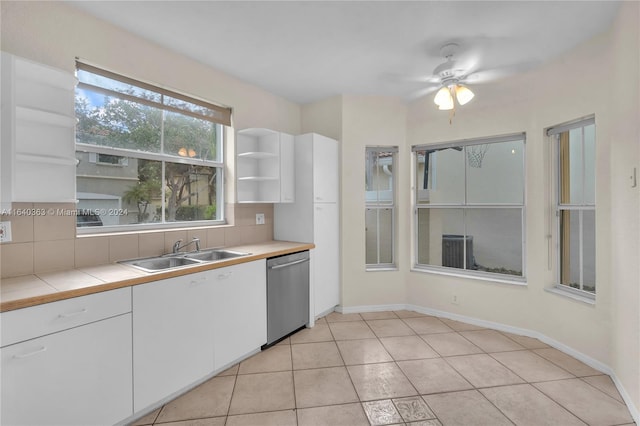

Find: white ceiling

[68,1,620,105]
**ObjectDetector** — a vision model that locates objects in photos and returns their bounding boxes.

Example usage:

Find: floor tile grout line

[531,347,601,378]
[531,380,602,425]
[288,337,300,426]
[486,349,578,383]
[578,375,628,404]
[419,330,488,357]
[328,314,376,425]
[381,331,443,426]
[471,388,518,426]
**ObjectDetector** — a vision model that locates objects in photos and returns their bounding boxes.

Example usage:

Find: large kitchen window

[366,147,398,269]
[74,62,231,231]
[548,117,596,297]
[413,134,525,280]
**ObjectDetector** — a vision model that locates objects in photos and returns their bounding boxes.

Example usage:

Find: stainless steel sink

[184,249,250,262]
[119,248,250,272]
[121,256,203,272]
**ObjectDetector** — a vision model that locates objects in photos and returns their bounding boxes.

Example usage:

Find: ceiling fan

[418,43,478,111]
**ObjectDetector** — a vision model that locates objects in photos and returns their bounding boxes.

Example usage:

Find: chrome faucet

[172,237,201,254]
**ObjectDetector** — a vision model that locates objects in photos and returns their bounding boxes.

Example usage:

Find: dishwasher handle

[268,257,310,270]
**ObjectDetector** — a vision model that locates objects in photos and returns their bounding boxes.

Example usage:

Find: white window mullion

[161,160,166,223]
[375,153,381,264]
[579,210,584,291]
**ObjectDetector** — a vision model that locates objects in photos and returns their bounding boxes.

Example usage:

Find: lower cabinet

[132,271,215,412]
[132,259,267,413]
[1,259,269,424]
[1,313,133,426]
[213,259,267,369]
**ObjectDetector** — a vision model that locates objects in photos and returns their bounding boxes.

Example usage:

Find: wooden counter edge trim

[1,243,315,313]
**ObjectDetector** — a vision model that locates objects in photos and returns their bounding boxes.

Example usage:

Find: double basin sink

[120,249,250,273]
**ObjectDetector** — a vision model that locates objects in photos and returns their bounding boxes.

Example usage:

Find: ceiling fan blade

[382,72,440,84]
[405,85,440,101]
[463,62,537,84]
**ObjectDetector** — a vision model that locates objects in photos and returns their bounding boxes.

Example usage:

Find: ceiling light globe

[437,94,454,110]
[455,85,475,105]
[434,86,453,107]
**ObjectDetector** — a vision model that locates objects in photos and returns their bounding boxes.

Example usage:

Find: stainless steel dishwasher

[264,250,310,347]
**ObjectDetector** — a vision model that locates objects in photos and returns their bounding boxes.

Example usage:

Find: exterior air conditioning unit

[442,234,475,269]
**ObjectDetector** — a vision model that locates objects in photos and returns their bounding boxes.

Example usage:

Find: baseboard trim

[340,302,639,424]
[338,303,406,314]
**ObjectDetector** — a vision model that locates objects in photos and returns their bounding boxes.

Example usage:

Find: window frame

[412,133,527,282]
[75,61,228,234]
[365,146,398,271]
[548,116,596,299]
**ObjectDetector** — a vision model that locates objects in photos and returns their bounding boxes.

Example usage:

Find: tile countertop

[0,240,314,313]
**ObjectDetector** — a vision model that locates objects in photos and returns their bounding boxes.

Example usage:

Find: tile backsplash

[0,202,273,278]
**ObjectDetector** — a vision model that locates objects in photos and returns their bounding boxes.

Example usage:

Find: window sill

[545,286,596,305]
[366,265,398,272]
[76,221,228,237]
[410,265,527,287]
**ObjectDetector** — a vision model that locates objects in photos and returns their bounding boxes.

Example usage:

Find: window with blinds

[75,61,230,230]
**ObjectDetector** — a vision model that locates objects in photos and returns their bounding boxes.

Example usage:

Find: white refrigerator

[274,133,340,320]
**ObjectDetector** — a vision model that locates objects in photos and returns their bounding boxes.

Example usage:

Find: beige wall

[339,96,408,307]
[608,0,640,413]
[301,96,343,141]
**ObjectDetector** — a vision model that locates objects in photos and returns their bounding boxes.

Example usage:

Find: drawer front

[1,287,131,347]
[1,313,133,425]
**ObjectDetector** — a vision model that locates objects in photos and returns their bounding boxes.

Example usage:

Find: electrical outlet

[255,213,265,225]
[0,221,12,243]
[451,294,459,305]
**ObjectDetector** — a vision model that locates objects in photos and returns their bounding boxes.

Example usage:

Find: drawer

[1,287,131,347]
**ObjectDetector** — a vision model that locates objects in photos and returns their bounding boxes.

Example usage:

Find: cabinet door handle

[58,308,87,318]
[268,258,310,270]
[217,272,232,280]
[189,276,207,286]
[13,346,47,359]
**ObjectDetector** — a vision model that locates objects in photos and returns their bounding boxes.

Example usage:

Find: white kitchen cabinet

[312,137,339,203]
[213,259,267,369]
[132,271,215,412]
[274,133,340,317]
[0,52,77,206]
[236,128,294,203]
[312,203,340,314]
[1,289,133,426]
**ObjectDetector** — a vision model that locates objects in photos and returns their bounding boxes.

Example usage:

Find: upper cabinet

[1,52,77,207]
[236,128,294,203]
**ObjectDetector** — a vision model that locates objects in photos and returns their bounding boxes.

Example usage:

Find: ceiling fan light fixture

[434,86,453,107]
[455,84,475,105]
[437,91,455,111]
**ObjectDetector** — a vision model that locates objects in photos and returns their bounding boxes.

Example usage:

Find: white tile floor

[131,311,636,426]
